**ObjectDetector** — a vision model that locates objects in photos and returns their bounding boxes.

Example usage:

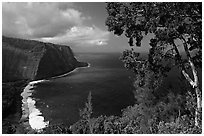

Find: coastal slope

[2,36,88,132]
[2,36,88,82]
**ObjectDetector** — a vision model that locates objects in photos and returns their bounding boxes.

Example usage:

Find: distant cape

[2,36,88,82]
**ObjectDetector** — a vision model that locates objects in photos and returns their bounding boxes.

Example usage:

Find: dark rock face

[2,36,88,82]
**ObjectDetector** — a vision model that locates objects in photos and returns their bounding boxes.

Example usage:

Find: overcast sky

[2,2,151,53]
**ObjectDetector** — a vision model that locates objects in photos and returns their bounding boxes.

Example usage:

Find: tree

[105,2,201,127]
[70,92,94,134]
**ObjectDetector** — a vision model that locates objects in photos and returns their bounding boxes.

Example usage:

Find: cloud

[40,26,110,46]
[2,2,90,39]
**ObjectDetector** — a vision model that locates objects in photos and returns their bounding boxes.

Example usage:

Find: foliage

[106,2,202,128]
[2,121,17,134]
[106,2,201,58]
[70,92,94,133]
[157,91,201,134]
[68,88,201,134]
[37,84,201,134]
[40,124,72,134]
[31,2,202,134]
[79,92,93,121]
[106,2,202,86]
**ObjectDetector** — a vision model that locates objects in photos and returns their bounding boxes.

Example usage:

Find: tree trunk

[181,36,202,127]
[182,68,201,127]
[195,86,202,127]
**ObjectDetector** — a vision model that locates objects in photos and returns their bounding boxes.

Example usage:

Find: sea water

[31,53,135,126]
[27,52,202,127]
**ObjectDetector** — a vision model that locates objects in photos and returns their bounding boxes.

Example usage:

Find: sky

[2,2,151,53]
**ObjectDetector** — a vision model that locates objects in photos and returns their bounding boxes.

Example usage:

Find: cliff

[2,36,88,133]
[2,36,88,82]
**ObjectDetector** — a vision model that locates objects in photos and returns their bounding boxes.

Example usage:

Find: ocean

[31,52,135,126]
[29,52,202,127]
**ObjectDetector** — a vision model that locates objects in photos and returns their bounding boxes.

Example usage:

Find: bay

[32,53,135,126]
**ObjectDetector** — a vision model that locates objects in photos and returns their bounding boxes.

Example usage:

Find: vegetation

[40,87,201,134]
[64,2,202,134]
[105,2,201,129]
[18,85,202,134]
[40,2,203,134]
[4,2,201,134]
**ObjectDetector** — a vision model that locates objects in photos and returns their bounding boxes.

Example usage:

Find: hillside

[2,36,88,82]
[2,36,88,133]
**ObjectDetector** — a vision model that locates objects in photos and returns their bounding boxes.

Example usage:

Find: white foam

[29,79,46,85]
[29,116,49,130]
[50,63,90,79]
[21,80,49,132]
[20,65,90,132]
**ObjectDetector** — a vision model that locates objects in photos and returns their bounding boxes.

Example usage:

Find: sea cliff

[2,36,88,82]
[2,36,88,133]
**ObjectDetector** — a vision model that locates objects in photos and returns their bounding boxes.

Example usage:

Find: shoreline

[48,63,90,80]
[20,80,49,132]
[20,63,90,132]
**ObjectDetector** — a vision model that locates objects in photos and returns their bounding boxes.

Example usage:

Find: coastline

[48,63,90,80]
[20,63,90,132]
[20,80,49,132]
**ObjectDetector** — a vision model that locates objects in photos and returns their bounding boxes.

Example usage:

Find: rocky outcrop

[2,36,88,82]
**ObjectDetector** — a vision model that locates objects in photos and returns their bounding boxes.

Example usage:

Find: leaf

[128,37,134,46]
[188,44,198,51]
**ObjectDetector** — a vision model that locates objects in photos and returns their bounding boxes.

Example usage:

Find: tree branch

[181,35,199,87]
[181,70,196,87]
[171,40,185,70]
[171,40,197,88]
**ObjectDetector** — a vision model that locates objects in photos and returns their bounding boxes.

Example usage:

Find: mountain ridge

[2,36,88,82]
